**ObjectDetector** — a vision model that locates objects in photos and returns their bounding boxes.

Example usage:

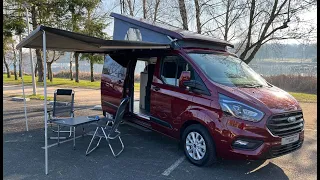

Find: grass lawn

[4,74,316,102]
[288,92,317,103]
[3,74,140,91]
[4,74,100,89]
[8,94,54,101]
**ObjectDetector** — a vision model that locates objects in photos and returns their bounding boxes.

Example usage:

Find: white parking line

[41,135,83,149]
[162,156,185,176]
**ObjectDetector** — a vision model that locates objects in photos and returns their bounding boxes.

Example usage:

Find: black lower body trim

[150,116,172,129]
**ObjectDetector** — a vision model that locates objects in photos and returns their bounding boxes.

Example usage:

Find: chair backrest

[108,97,129,136]
[52,89,75,118]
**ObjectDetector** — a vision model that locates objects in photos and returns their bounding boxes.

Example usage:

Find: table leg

[58,125,60,146]
[73,126,76,150]
[82,125,85,137]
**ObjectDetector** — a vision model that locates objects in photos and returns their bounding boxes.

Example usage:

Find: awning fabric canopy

[16,25,171,175]
[16,25,171,52]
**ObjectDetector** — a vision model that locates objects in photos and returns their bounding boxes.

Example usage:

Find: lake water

[5,58,317,77]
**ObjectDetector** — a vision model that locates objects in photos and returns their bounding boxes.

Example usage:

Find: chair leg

[50,125,72,133]
[86,127,102,156]
[101,128,124,157]
[108,136,125,157]
[49,125,72,140]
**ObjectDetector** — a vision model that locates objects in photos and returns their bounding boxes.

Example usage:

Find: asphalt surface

[3,96,317,180]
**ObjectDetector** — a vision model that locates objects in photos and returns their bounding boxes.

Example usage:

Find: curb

[11,97,30,102]
[92,105,102,110]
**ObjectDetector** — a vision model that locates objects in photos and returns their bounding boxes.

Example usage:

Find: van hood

[216,84,301,114]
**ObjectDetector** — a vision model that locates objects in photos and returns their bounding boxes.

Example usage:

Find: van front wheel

[182,124,217,166]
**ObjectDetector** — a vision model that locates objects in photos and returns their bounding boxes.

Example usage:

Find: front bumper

[213,114,305,160]
[261,139,303,159]
[217,131,304,160]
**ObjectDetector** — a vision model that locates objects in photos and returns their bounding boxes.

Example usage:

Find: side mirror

[183,80,211,96]
[179,71,191,88]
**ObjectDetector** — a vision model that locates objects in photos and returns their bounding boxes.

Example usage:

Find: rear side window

[102,55,126,79]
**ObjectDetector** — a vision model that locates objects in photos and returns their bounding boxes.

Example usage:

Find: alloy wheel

[185,131,206,160]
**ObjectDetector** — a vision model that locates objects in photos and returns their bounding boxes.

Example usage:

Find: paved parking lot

[3,96,317,180]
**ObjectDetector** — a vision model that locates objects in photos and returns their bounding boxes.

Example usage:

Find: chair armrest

[108,131,121,139]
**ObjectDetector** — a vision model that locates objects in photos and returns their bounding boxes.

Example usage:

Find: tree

[80,0,108,82]
[69,53,74,80]
[125,0,135,16]
[3,36,13,78]
[13,0,68,82]
[80,54,104,82]
[11,39,19,80]
[45,51,64,82]
[194,0,201,33]
[3,0,25,79]
[142,0,146,18]
[65,0,88,82]
[238,0,316,63]
[3,53,11,78]
[141,0,162,22]
[64,0,104,83]
[204,0,247,41]
[178,0,189,30]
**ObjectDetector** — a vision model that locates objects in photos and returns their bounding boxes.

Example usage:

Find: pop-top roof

[111,12,234,48]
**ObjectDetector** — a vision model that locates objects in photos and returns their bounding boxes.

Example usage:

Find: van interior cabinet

[139,71,148,109]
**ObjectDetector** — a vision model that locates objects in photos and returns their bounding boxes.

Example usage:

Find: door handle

[153,86,160,91]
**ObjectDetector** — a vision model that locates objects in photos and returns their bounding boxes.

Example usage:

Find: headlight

[218,94,264,122]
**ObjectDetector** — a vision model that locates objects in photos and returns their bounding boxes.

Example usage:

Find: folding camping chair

[86,97,129,157]
[47,89,75,139]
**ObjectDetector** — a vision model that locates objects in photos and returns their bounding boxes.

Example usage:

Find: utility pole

[23,2,37,95]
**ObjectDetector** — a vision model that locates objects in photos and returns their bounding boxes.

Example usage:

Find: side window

[177,58,195,80]
[161,55,196,87]
[102,55,127,79]
[161,56,178,86]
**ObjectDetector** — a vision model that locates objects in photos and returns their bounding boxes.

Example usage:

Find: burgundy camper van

[101,13,304,166]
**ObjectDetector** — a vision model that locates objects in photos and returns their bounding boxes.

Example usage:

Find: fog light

[232,139,263,150]
[234,140,249,146]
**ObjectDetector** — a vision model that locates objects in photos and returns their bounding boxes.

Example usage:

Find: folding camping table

[52,116,100,150]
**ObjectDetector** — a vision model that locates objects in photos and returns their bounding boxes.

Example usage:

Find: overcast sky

[101,0,317,44]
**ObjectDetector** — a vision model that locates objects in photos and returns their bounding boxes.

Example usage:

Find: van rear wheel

[182,124,217,166]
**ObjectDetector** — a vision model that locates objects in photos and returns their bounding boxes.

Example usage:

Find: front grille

[269,140,303,157]
[267,111,304,137]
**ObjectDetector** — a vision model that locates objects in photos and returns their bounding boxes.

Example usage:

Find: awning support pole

[43,30,49,175]
[19,35,28,132]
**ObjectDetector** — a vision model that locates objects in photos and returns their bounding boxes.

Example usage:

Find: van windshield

[188,53,269,87]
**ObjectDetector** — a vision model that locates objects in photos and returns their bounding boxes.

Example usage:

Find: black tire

[182,124,217,166]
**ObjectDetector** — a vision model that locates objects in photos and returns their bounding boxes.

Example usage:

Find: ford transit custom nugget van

[101,13,304,166]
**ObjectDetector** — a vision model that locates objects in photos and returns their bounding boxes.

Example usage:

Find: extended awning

[16,25,171,52]
[15,25,171,175]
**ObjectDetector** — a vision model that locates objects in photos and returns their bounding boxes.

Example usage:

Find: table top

[52,116,100,126]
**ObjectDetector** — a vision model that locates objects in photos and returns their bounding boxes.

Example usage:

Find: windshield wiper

[238,84,263,88]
